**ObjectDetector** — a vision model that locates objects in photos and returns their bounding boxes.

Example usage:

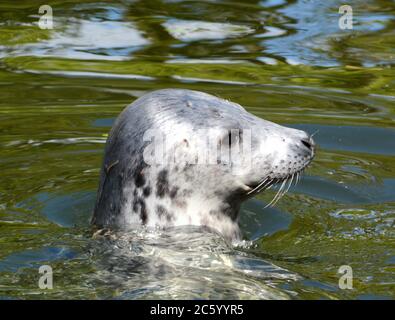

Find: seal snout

[286,128,315,161]
[300,135,316,158]
[301,137,313,151]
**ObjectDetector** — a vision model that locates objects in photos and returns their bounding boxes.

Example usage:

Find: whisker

[257,178,275,193]
[296,170,303,185]
[247,177,276,195]
[274,180,288,205]
[265,178,287,208]
[248,167,307,208]
[295,171,300,186]
[247,177,268,195]
[311,129,319,138]
[271,177,289,207]
[264,183,281,208]
[284,173,294,195]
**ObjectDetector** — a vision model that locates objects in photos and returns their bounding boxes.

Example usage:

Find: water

[0,0,394,299]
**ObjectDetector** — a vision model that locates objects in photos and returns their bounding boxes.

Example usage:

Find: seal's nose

[301,138,312,150]
[300,136,315,155]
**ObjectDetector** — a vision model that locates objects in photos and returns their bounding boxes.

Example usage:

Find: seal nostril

[301,139,312,150]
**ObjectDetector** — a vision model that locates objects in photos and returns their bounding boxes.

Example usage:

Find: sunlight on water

[0,0,394,299]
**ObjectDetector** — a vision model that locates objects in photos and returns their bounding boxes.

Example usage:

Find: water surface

[0,0,394,299]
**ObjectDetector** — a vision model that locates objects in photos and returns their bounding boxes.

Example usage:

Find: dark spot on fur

[140,201,147,224]
[133,163,147,188]
[182,189,193,197]
[135,171,145,188]
[156,205,173,222]
[211,109,221,117]
[156,205,166,217]
[132,197,147,224]
[174,200,187,209]
[208,210,221,217]
[156,169,169,198]
[132,198,139,213]
[170,186,179,199]
[143,186,151,197]
[183,164,193,172]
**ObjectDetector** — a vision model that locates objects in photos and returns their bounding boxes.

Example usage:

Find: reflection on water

[162,19,255,41]
[0,0,394,299]
[5,18,150,61]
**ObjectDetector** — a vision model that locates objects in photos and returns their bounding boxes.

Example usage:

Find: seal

[92,89,315,240]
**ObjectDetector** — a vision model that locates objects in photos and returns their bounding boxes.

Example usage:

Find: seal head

[92,89,315,240]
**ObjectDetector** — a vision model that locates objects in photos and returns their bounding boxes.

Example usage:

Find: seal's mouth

[244,170,304,207]
[245,147,315,208]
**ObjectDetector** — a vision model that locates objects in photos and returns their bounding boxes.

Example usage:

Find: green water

[0,0,394,299]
